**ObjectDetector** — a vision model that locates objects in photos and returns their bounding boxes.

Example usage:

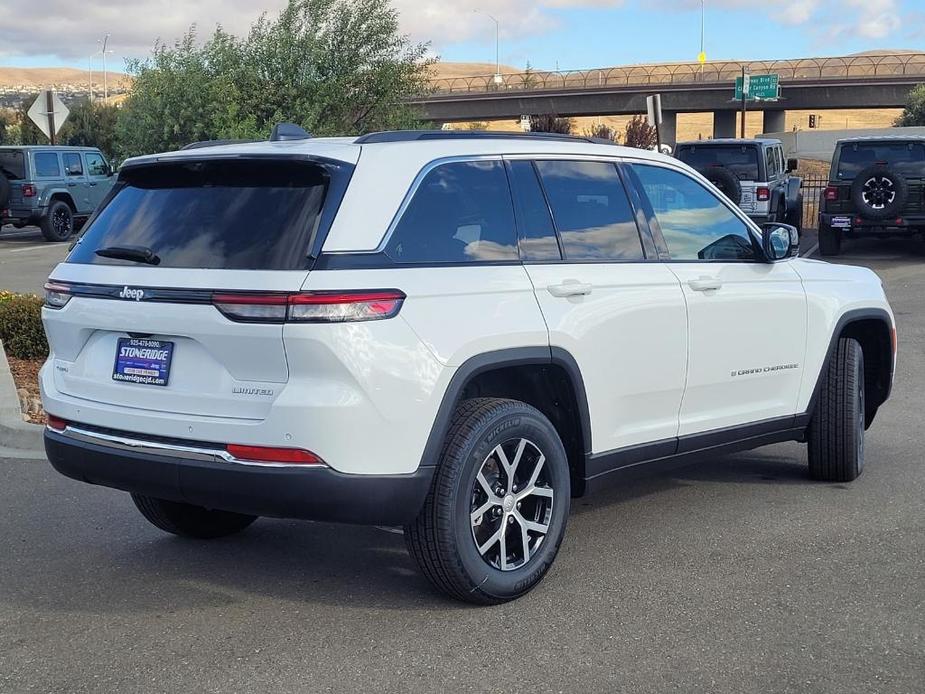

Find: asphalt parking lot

[1,233,923,693]
[0,226,70,295]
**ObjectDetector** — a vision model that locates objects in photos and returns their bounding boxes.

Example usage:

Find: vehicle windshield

[0,150,25,180]
[67,158,337,270]
[675,145,760,180]
[835,142,925,180]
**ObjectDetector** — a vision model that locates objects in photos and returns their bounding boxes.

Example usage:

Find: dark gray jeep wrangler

[0,146,114,241]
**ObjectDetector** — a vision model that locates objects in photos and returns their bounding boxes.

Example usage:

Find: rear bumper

[45,427,434,526]
[819,212,925,234]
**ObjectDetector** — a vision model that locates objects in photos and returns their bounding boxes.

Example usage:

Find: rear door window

[384,160,518,264]
[85,152,109,177]
[0,150,26,180]
[63,153,83,176]
[33,152,61,178]
[68,159,340,270]
[534,160,645,261]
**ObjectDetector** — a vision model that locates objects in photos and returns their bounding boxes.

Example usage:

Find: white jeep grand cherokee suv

[41,127,896,604]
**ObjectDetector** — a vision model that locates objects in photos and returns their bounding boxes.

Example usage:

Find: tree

[117,0,433,158]
[59,100,120,158]
[0,110,12,145]
[895,84,925,127]
[584,122,619,143]
[529,114,573,134]
[623,115,657,149]
[11,95,45,146]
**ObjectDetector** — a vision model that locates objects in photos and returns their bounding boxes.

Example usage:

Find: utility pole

[699,0,705,80]
[87,55,94,103]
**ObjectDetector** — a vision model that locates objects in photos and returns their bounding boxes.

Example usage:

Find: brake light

[22,184,36,198]
[226,444,325,466]
[212,290,405,323]
[46,415,68,432]
[756,187,770,202]
[824,186,839,201]
[43,281,72,309]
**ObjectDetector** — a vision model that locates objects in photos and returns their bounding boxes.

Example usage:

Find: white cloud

[0,1,628,63]
[845,0,901,39]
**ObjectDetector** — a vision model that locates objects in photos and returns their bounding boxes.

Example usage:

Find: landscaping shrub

[0,294,48,360]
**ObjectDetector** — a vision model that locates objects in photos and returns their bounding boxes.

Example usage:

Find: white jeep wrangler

[41,127,895,604]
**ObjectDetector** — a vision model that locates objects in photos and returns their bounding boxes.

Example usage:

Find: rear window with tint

[0,150,25,180]
[675,145,760,180]
[33,152,60,178]
[68,159,337,270]
[835,142,925,180]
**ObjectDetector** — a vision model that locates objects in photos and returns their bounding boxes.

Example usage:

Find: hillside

[0,66,131,89]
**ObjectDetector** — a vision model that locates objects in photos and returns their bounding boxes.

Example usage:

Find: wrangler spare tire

[699,165,742,206]
[0,175,10,210]
[850,165,907,220]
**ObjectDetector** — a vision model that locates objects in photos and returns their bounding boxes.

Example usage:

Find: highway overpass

[413,53,925,144]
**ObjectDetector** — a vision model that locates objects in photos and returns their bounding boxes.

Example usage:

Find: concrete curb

[0,340,44,452]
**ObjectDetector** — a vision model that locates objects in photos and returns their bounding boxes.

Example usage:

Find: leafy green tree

[117,0,433,158]
[895,84,925,127]
[623,115,657,149]
[59,100,120,158]
[0,110,12,145]
[12,95,45,145]
[529,114,573,134]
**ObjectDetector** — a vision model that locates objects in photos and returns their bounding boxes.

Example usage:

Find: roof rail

[354,130,615,145]
[181,139,255,151]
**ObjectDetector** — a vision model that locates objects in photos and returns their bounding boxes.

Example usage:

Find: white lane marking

[6,244,56,253]
[802,242,819,258]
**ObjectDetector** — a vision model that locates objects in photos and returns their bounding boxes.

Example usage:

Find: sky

[0,0,922,73]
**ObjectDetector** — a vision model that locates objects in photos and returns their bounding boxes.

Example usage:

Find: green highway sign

[734,73,780,101]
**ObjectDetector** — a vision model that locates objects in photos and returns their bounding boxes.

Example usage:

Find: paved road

[1,237,923,693]
[0,226,68,295]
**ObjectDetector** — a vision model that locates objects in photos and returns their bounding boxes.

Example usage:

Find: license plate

[112,338,174,387]
[831,216,852,229]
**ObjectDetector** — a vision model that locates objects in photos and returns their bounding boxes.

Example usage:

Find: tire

[0,175,10,209]
[850,165,908,220]
[405,398,571,605]
[131,494,258,539]
[807,338,866,482]
[818,224,842,256]
[699,166,742,205]
[40,199,74,241]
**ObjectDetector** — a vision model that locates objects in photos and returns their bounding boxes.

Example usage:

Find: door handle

[66,182,77,187]
[547,280,593,298]
[688,277,723,292]
[89,182,97,187]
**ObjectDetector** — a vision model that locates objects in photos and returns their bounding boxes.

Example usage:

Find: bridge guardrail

[428,53,925,96]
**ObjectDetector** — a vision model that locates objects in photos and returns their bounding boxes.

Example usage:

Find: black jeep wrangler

[818,136,925,256]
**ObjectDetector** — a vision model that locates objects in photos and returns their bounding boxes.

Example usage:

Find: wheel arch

[419,347,592,496]
[804,308,894,427]
[47,192,77,212]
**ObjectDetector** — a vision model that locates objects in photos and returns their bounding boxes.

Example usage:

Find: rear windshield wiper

[95,245,161,266]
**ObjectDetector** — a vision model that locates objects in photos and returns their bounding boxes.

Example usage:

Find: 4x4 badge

[119,286,145,301]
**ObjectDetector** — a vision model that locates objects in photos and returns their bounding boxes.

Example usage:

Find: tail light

[212,290,405,324]
[22,184,36,198]
[756,187,770,202]
[824,186,839,201]
[226,444,325,466]
[44,282,72,309]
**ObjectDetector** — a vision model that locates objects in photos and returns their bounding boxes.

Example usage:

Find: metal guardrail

[429,53,925,96]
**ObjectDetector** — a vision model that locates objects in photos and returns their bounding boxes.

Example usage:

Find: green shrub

[0,294,48,360]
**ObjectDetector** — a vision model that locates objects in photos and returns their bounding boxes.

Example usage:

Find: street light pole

[97,33,112,100]
[700,0,705,78]
[87,55,94,103]
[474,10,502,86]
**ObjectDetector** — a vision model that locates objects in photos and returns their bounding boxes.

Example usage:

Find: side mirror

[786,158,798,173]
[762,222,799,261]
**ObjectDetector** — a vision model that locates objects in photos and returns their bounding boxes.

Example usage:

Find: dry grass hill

[0,67,131,89]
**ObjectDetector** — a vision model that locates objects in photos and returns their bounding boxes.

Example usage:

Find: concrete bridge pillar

[763,110,786,134]
[713,111,736,138]
[659,111,677,148]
